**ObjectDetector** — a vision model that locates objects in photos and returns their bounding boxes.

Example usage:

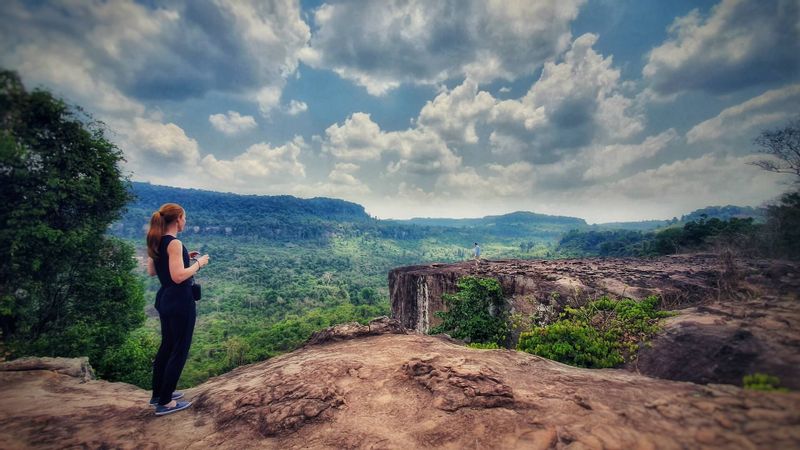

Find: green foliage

[467,342,500,349]
[177,302,387,387]
[556,217,761,258]
[743,373,788,392]
[96,327,158,388]
[429,276,509,346]
[762,190,800,259]
[680,205,764,224]
[0,70,144,375]
[517,296,668,369]
[557,229,652,257]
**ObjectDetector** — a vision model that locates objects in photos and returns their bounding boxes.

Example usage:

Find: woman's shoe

[149,391,185,405]
[155,400,192,416]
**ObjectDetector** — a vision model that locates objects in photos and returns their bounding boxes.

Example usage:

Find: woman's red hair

[146,203,184,259]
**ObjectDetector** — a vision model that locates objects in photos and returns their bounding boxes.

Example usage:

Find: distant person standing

[146,203,210,416]
[473,242,481,266]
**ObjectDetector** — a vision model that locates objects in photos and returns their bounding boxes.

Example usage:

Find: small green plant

[517,296,668,369]
[467,342,501,349]
[429,276,509,346]
[743,373,788,392]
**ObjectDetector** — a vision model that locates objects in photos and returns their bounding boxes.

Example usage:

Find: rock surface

[390,255,800,389]
[1,318,799,449]
[389,254,768,334]
[630,290,800,390]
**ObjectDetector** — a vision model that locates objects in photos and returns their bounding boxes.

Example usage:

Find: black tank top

[155,235,191,287]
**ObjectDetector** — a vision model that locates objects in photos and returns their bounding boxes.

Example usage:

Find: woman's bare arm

[167,239,208,284]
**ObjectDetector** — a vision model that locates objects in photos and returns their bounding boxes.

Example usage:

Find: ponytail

[146,203,185,259]
[146,211,164,259]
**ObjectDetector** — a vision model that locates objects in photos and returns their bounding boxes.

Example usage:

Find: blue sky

[1,0,798,222]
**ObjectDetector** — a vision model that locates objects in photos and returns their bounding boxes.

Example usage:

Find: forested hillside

[111,183,589,386]
[107,182,780,387]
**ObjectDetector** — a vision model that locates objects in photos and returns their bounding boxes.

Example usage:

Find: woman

[146,203,210,416]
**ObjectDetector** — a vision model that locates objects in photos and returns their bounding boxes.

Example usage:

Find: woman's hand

[196,254,210,268]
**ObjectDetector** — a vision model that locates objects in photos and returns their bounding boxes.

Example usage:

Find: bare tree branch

[751,117,800,181]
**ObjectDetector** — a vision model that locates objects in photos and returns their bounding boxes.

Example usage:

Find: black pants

[152,286,196,405]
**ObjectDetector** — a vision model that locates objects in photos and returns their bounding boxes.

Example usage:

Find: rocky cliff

[2,318,799,449]
[389,255,800,388]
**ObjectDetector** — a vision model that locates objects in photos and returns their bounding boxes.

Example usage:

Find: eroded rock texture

[1,319,799,449]
[389,254,740,334]
[390,255,800,389]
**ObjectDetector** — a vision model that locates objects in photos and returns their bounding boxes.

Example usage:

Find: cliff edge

[1,318,799,449]
[389,255,800,389]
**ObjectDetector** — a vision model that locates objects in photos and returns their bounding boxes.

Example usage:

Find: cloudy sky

[2,0,798,223]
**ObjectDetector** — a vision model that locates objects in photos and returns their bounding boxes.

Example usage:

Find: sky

[1,0,798,223]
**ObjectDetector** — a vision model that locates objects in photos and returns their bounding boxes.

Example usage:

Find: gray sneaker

[155,400,192,416]
[149,391,184,406]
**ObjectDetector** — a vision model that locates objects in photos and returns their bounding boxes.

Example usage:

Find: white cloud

[435,162,536,198]
[322,113,384,161]
[303,0,584,95]
[321,112,463,191]
[583,129,678,181]
[644,0,800,96]
[209,111,258,135]
[384,128,462,176]
[488,33,644,162]
[0,0,310,116]
[255,85,283,117]
[687,84,800,144]
[123,118,201,175]
[417,79,496,145]
[286,99,308,115]
[596,153,789,207]
[201,136,307,186]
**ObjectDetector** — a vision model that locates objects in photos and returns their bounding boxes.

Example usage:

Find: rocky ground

[390,254,800,390]
[1,318,799,449]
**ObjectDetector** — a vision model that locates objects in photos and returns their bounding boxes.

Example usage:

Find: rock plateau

[1,318,799,449]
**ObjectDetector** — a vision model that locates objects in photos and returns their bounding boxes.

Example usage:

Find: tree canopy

[0,70,144,372]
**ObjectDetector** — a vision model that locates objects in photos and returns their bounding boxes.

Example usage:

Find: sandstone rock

[1,334,799,449]
[403,355,514,411]
[390,255,800,389]
[0,356,95,382]
[630,278,800,390]
[304,316,406,346]
[389,254,731,337]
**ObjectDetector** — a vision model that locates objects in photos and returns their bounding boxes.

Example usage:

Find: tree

[750,118,800,259]
[429,276,509,346]
[750,117,800,181]
[0,70,145,372]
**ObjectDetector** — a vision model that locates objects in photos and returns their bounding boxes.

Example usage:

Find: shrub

[96,328,158,389]
[517,296,668,369]
[467,342,500,349]
[429,276,509,346]
[743,373,788,392]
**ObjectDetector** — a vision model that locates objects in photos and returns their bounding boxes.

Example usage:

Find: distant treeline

[557,195,798,259]
[114,183,587,244]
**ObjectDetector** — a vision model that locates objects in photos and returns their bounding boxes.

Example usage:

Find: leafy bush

[467,342,500,349]
[743,373,788,392]
[429,276,509,346]
[517,296,668,368]
[96,328,158,388]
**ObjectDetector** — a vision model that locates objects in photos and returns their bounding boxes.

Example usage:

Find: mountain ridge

[121,183,763,237]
